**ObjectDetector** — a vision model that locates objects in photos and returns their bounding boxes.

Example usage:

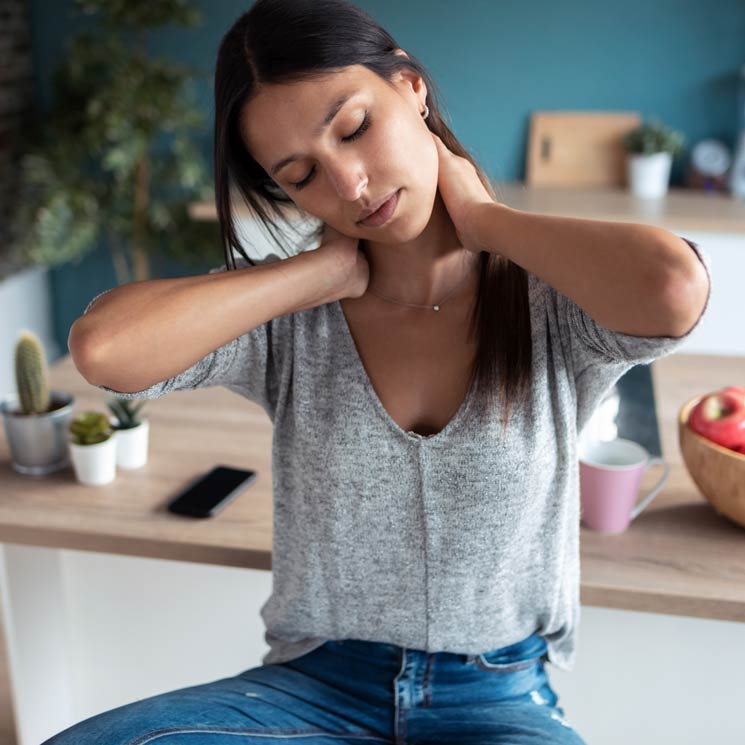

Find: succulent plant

[106,395,146,430]
[14,329,51,415]
[69,411,113,445]
[622,117,686,157]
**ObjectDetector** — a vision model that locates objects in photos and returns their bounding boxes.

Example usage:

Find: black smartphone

[166,465,257,518]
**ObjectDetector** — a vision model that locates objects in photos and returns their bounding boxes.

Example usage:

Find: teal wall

[27,0,745,361]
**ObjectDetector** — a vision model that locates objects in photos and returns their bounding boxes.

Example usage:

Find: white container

[68,433,118,485]
[626,151,673,199]
[111,418,149,469]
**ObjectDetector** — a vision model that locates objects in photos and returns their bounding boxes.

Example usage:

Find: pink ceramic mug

[578,437,670,534]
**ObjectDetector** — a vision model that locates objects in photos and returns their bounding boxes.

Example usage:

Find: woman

[51,0,711,743]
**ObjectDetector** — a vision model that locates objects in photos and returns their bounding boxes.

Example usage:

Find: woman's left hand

[432,132,494,253]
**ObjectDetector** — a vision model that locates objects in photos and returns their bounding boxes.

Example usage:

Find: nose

[327,156,367,201]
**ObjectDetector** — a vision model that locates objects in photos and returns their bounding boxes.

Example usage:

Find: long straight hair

[213,0,533,432]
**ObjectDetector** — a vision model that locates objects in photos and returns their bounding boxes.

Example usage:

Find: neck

[361,191,480,306]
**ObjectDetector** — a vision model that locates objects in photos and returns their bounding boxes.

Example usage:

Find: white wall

[676,231,741,356]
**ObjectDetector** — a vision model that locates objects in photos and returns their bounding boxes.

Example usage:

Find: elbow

[660,266,710,339]
[68,320,105,384]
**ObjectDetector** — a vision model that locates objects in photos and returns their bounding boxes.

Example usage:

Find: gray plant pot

[0,391,75,476]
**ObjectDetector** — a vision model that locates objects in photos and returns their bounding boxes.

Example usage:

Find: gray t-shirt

[83,237,712,672]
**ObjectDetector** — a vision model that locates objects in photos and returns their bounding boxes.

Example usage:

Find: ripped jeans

[42,631,587,744]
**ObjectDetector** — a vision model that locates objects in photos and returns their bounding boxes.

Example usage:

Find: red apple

[720,386,745,398]
[687,390,745,450]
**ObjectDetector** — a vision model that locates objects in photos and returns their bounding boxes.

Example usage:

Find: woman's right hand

[317,222,370,299]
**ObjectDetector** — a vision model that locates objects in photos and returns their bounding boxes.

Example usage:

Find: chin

[405,187,438,234]
[385,188,434,238]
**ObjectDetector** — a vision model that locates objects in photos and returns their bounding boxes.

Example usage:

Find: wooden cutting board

[526,111,641,187]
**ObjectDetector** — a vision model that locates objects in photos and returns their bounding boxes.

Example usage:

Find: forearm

[470,202,707,337]
[70,249,343,392]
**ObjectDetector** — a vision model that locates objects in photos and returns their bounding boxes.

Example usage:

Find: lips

[357,189,399,223]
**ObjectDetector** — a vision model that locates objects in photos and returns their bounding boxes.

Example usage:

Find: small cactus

[69,411,113,446]
[15,329,51,415]
[106,395,146,430]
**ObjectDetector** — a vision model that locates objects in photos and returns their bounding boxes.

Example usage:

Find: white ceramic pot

[68,433,118,486]
[111,418,149,469]
[626,151,673,199]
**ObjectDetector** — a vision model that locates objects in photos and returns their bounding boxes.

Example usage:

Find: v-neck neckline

[332,299,475,443]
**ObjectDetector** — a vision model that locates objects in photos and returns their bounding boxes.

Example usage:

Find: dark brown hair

[213,0,533,431]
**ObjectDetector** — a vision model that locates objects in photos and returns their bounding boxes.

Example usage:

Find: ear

[391,49,428,112]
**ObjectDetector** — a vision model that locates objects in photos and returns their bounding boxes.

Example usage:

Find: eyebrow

[269,90,360,177]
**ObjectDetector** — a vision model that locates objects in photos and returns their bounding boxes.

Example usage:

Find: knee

[40,721,89,745]
[39,703,152,745]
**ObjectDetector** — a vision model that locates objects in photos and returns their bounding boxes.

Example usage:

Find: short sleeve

[543,236,712,376]
[81,257,280,417]
[534,236,712,439]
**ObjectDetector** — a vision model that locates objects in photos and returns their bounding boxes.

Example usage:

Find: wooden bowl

[678,395,745,530]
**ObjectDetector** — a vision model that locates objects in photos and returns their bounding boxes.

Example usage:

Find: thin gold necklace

[365,253,477,312]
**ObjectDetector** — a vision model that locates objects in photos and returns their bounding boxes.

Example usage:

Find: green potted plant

[0,330,74,476]
[622,117,686,199]
[68,411,118,485]
[106,395,149,469]
[7,0,221,287]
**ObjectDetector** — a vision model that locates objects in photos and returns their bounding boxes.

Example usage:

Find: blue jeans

[43,632,586,744]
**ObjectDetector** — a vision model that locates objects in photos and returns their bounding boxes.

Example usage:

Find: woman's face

[239,61,438,240]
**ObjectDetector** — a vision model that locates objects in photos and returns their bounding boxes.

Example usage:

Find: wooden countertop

[189,182,745,233]
[1,353,744,623]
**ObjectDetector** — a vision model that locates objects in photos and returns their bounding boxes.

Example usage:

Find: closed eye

[290,112,371,191]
